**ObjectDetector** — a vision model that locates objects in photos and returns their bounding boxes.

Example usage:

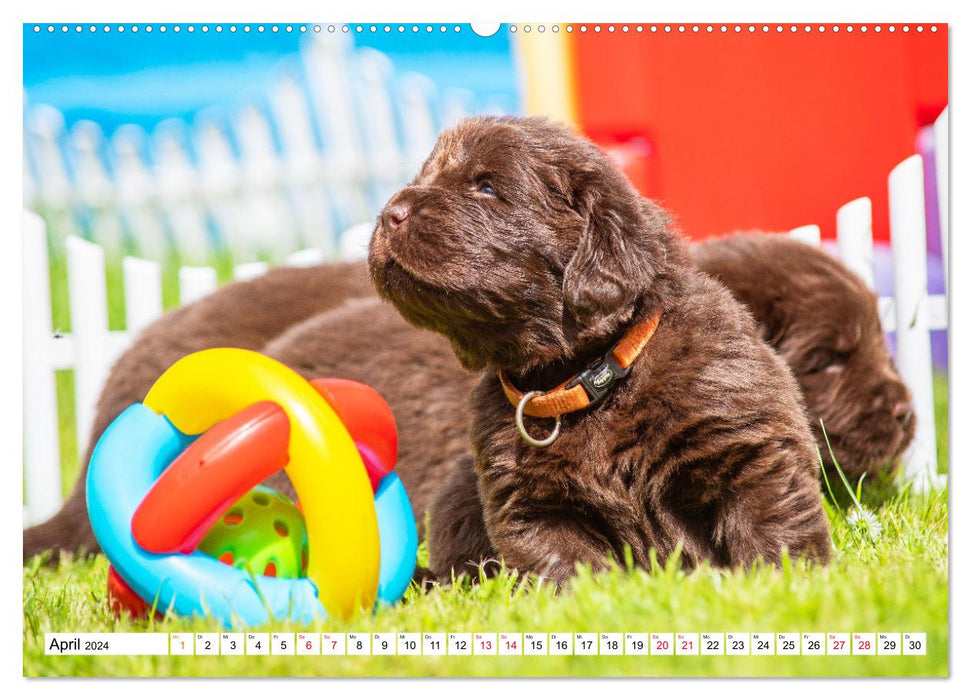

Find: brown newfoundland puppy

[360,115,831,580]
[25,116,832,583]
[694,234,915,482]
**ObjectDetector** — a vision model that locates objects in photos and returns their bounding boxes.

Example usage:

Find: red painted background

[571,27,948,241]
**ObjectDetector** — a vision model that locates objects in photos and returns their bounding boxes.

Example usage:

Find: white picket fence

[23,33,498,263]
[21,106,950,527]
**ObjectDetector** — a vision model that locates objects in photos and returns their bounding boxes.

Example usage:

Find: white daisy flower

[846,507,883,541]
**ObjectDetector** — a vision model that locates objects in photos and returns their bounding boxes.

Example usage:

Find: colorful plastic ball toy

[88,348,418,628]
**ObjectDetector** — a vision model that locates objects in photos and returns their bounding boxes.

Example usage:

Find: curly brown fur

[369,115,831,582]
[23,262,374,561]
[694,234,914,482]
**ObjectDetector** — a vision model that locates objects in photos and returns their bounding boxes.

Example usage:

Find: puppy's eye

[476,181,497,197]
[803,350,848,375]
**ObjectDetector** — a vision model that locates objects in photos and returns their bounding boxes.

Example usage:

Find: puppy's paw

[411,565,439,593]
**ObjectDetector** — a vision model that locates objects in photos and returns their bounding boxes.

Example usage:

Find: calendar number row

[165,632,926,657]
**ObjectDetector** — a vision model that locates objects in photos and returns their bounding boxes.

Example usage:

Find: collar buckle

[565,343,632,407]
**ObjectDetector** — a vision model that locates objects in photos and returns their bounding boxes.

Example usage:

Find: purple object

[917,126,948,370]
[918,126,942,259]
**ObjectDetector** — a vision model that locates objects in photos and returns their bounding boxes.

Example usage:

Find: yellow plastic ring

[143,348,379,619]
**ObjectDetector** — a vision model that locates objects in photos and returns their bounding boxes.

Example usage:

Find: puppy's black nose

[383,202,410,233]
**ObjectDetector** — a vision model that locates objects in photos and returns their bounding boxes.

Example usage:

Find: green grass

[934,372,948,473]
[23,478,948,677]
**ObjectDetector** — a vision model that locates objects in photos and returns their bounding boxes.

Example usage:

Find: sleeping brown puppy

[359,115,831,580]
[694,234,915,482]
[25,116,832,583]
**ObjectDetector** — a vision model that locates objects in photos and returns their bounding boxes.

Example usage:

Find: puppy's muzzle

[381,199,410,235]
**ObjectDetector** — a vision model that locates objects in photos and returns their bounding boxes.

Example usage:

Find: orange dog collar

[498,313,662,420]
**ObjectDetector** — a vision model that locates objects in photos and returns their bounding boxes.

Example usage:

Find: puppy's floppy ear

[562,175,663,339]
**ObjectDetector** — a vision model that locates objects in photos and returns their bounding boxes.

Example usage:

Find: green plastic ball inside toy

[198,485,308,579]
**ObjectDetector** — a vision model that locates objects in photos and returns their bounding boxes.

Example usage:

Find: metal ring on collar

[515,390,562,447]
